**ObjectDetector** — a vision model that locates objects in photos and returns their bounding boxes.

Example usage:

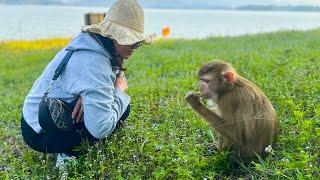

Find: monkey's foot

[204,142,221,152]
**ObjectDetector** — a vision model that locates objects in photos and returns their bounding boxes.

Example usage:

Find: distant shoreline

[1,28,319,44]
[0,3,320,12]
[1,5,319,41]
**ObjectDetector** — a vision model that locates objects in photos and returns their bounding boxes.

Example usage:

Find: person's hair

[91,32,126,71]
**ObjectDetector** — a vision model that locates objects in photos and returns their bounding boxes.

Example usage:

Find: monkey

[185,60,279,159]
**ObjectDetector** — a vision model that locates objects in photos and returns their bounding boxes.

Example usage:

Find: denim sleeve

[81,86,130,139]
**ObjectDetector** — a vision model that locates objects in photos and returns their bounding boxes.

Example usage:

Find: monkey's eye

[200,78,210,83]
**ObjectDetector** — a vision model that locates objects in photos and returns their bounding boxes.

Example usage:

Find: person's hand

[72,97,84,124]
[114,71,128,92]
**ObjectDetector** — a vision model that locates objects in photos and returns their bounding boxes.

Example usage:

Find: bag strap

[43,49,74,98]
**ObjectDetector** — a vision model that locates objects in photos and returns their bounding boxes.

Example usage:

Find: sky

[231,0,320,5]
[2,0,320,7]
[179,0,320,6]
[59,0,320,6]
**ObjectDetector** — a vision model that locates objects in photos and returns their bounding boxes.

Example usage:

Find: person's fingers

[72,98,82,119]
[117,76,126,82]
[114,72,128,91]
[76,106,84,123]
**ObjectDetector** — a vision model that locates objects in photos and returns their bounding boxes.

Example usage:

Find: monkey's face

[199,74,218,100]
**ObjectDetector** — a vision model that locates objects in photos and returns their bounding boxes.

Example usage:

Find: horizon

[1,3,320,9]
[1,0,320,8]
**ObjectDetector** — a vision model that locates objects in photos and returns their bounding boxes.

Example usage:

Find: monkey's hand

[185,91,202,107]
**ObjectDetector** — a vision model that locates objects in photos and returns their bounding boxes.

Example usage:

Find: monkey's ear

[222,71,235,84]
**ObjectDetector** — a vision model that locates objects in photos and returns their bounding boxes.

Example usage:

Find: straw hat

[82,0,152,45]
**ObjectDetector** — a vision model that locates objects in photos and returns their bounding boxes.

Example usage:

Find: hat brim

[82,21,154,45]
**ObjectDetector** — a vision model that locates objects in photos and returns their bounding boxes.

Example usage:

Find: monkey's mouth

[199,93,210,100]
[205,99,217,108]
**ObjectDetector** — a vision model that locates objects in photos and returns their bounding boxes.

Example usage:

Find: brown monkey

[186,60,278,158]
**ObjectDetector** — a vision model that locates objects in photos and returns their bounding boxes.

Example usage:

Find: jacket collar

[91,33,118,68]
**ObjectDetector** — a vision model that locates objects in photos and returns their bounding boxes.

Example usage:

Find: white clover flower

[61,171,68,180]
[281,158,289,163]
[265,145,273,153]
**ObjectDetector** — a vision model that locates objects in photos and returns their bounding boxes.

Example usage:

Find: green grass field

[0,29,319,179]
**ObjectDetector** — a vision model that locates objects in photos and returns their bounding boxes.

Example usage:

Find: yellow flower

[1,38,70,51]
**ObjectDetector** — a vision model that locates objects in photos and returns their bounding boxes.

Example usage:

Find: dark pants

[21,105,130,157]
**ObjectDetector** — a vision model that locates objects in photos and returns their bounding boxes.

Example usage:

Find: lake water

[0,5,320,41]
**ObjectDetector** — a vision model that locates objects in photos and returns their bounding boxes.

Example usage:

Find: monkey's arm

[185,92,223,124]
[185,92,235,142]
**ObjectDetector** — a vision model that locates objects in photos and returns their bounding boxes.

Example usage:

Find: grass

[0,29,319,179]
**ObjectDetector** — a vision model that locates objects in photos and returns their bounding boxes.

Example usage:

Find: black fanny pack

[38,49,77,133]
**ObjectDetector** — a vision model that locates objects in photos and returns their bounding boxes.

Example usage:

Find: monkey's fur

[186,61,278,158]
